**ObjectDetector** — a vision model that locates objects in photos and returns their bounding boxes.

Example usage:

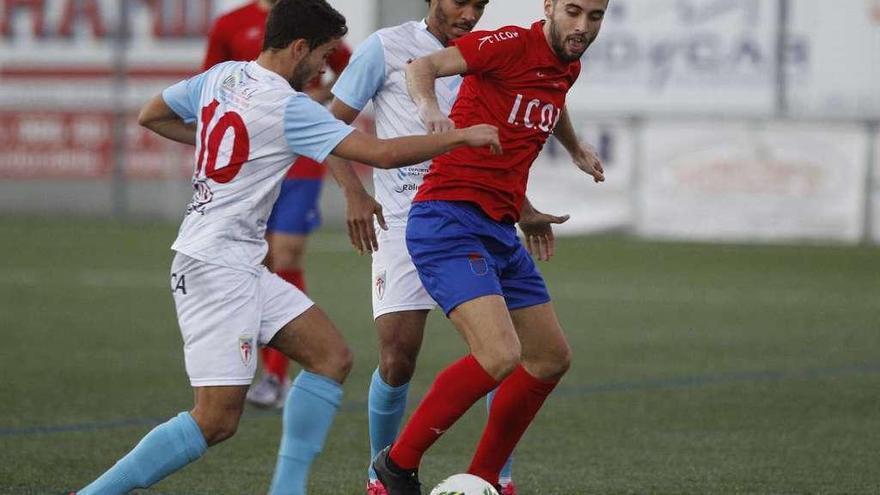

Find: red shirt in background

[202,1,352,179]
[414,21,581,222]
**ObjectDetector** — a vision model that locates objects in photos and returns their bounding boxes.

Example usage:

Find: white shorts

[371,226,437,319]
[170,253,314,387]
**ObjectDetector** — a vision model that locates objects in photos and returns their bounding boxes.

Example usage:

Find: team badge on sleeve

[239,336,255,366]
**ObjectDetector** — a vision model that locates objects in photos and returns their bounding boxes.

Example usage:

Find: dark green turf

[1,217,878,494]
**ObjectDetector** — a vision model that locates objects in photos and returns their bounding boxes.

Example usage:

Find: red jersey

[414,22,581,222]
[202,2,266,71]
[202,1,352,179]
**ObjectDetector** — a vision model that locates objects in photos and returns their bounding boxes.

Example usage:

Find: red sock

[468,365,559,485]
[260,269,305,380]
[390,355,499,470]
[261,347,289,380]
[276,269,306,293]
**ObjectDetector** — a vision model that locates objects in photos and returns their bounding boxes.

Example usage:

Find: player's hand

[518,208,570,261]
[419,102,455,134]
[573,142,604,183]
[345,190,387,255]
[460,124,502,155]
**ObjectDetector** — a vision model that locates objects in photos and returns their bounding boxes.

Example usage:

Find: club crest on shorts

[375,270,386,301]
[239,336,255,366]
[468,253,489,276]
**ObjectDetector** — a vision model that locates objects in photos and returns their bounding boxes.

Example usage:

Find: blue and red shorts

[266,178,323,235]
[406,200,550,315]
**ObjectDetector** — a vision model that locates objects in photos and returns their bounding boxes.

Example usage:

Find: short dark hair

[263,0,348,51]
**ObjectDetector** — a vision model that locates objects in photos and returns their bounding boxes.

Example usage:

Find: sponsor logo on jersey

[222,72,241,91]
[478,31,520,50]
[396,166,429,181]
[245,27,262,40]
[375,270,386,301]
[186,178,214,215]
[394,183,420,194]
[239,336,255,366]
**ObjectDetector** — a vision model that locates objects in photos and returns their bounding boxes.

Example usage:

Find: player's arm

[137,94,196,145]
[140,71,208,145]
[325,99,368,196]
[286,94,499,181]
[330,125,500,170]
[326,98,387,254]
[518,197,570,262]
[405,47,468,134]
[324,35,392,253]
[554,106,604,183]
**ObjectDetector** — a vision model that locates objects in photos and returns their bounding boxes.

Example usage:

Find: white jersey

[332,20,462,227]
[163,61,354,273]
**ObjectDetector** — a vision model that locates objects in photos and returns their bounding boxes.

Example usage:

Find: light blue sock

[367,367,410,481]
[486,389,515,483]
[269,370,343,495]
[79,412,207,495]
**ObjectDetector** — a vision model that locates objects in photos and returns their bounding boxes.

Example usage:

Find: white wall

[873,128,880,243]
[636,121,871,244]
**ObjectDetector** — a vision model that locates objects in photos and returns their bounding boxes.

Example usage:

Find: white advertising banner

[568,0,778,115]
[526,118,634,235]
[788,0,880,119]
[637,121,870,244]
[873,129,880,243]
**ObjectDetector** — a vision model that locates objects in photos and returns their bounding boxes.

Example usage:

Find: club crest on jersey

[239,336,255,366]
[375,270,386,301]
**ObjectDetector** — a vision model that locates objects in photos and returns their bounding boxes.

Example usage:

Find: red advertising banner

[0,110,375,180]
[0,110,192,179]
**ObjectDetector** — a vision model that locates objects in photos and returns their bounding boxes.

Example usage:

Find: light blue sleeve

[161,70,210,124]
[331,33,386,111]
[284,94,356,163]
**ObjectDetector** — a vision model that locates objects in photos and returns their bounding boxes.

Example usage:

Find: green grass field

[1,217,878,494]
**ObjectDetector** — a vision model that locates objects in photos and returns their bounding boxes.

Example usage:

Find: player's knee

[479,343,521,381]
[529,341,572,381]
[312,344,353,384]
[496,349,521,379]
[549,344,572,379]
[197,415,241,446]
[379,351,418,386]
[269,240,306,271]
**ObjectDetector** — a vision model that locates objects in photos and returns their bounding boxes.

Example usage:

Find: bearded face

[545,0,607,63]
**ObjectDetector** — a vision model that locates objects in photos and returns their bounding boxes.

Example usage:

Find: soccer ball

[429,473,499,495]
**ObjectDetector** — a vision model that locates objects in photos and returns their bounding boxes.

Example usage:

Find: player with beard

[326,1,569,493]
[71,1,499,494]
[204,0,354,409]
[370,1,608,493]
